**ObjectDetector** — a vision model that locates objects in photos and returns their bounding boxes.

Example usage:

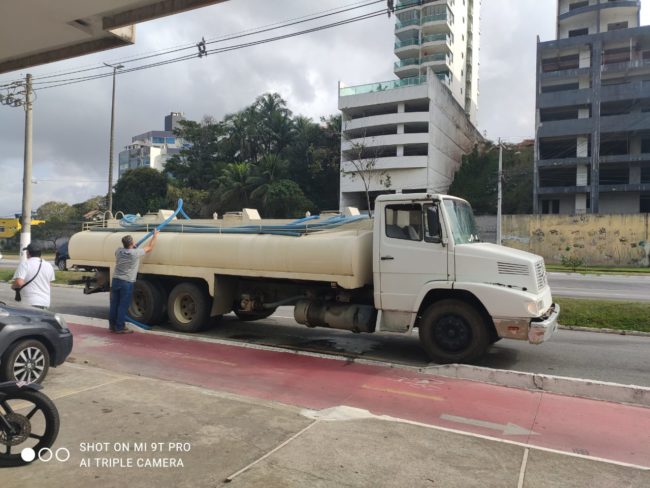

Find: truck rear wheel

[167,282,210,332]
[418,299,489,364]
[129,279,167,325]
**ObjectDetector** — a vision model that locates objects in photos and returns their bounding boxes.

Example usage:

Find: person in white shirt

[11,243,56,310]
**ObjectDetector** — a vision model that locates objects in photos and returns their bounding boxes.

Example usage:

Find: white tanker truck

[69,193,559,363]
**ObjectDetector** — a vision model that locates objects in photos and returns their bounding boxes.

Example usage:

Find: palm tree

[218,162,253,211]
[249,154,289,206]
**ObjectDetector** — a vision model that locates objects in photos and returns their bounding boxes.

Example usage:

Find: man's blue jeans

[109,278,134,331]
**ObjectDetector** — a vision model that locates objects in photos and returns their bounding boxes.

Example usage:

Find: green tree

[264,180,312,218]
[166,185,211,218]
[113,167,168,215]
[449,142,533,215]
[249,154,290,207]
[163,117,225,189]
[32,201,79,250]
[217,162,254,212]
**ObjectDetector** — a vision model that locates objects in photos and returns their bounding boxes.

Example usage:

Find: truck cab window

[385,204,422,241]
[424,204,442,243]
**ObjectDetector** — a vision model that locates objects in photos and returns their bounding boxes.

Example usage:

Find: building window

[152,137,165,144]
[568,28,589,38]
[607,21,628,31]
[542,200,560,214]
[641,195,650,213]
[166,137,176,144]
[569,1,588,10]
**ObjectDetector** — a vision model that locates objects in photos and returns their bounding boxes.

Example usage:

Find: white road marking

[440,413,538,436]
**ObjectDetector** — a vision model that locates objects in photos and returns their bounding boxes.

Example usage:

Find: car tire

[1,339,51,384]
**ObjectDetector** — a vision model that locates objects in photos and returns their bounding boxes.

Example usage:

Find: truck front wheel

[167,282,210,332]
[418,299,489,364]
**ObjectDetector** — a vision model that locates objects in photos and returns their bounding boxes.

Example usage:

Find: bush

[561,255,585,272]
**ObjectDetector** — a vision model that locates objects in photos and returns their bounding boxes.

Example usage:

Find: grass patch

[546,264,650,275]
[0,269,87,286]
[557,298,650,333]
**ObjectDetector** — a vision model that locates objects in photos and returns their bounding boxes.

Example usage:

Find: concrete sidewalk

[4,362,649,488]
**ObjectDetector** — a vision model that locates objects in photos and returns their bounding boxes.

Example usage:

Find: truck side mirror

[426,206,442,243]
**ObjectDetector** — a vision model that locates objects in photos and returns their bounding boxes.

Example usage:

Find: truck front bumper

[493,303,560,344]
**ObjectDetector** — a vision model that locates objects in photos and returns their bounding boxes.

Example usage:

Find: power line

[34,8,388,91]
[2,1,386,89]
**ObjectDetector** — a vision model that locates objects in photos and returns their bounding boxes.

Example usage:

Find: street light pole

[104,62,123,215]
[20,73,33,261]
[497,138,503,246]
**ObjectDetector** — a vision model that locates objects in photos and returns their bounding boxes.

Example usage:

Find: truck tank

[68,219,374,290]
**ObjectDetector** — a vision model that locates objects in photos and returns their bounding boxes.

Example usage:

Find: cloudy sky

[0,0,647,216]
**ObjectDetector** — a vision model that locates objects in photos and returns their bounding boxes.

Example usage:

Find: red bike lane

[68,322,650,468]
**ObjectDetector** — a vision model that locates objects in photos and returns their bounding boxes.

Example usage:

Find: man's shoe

[109,325,116,332]
[114,329,133,334]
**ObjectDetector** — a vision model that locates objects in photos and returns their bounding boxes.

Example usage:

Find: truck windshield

[443,199,481,244]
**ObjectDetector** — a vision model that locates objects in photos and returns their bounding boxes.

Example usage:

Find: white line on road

[440,414,538,436]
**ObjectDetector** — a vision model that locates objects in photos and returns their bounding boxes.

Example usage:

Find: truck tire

[418,299,489,364]
[167,282,210,332]
[57,259,67,271]
[233,308,276,322]
[129,279,167,325]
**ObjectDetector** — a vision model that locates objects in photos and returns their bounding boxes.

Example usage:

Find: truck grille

[497,262,529,276]
[535,260,547,289]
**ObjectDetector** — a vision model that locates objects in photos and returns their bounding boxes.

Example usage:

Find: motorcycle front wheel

[0,388,60,467]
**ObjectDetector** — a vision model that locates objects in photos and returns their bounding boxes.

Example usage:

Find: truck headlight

[527,299,544,316]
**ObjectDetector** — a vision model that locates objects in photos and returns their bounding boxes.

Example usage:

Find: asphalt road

[0,281,648,388]
[548,272,650,302]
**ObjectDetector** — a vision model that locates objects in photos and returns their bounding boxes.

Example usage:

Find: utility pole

[496,138,503,246]
[105,62,123,215]
[20,74,33,261]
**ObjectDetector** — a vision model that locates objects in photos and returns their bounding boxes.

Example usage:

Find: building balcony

[394,57,421,77]
[339,75,427,97]
[395,17,420,32]
[342,133,430,152]
[421,33,452,52]
[343,111,430,132]
[341,155,429,173]
[599,183,650,193]
[396,0,421,8]
[537,185,590,195]
[539,88,592,109]
[601,80,650,102]
[421,13,451,33]
[537,156,591,168]
[540,67,591,80]
[394,37,420,57]
[559,0,639,20]
[537,117,594,138]
[600,112,650,133]
[601,58,650,74]
[421,52,450,69]
[600,153,650,163]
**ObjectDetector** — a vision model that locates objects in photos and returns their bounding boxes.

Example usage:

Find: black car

[0,302,73,383]
[55,242,69,271]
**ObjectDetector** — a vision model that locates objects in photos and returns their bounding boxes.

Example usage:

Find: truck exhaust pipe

[294,300,376,333]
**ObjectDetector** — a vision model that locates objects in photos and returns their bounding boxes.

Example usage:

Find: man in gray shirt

[109,230,159,333]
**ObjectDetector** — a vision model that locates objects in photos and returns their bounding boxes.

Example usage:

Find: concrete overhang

[0,0,228,75]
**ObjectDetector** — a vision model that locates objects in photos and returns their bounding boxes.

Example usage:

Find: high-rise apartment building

[535,0,649,214]
[393,0,480,123]
[339,0,482,210]
[118,112,185,177]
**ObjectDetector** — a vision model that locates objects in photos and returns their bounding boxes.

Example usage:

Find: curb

[62,313,650,409]
[423,364,650,408]
[559,324,650,337]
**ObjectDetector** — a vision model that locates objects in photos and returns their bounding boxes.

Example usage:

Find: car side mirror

[426,207,442,243]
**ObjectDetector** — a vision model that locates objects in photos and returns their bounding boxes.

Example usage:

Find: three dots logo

[21,447,70,463]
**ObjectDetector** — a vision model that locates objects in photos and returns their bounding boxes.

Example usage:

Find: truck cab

[373,193,559,363]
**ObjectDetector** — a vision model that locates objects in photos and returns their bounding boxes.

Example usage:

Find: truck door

[377,202,448,314]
